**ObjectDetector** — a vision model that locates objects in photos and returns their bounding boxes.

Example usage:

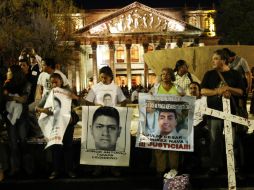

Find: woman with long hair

[3,64,31,177]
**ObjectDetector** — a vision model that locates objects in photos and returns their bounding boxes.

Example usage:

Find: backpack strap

[187,72,193,83]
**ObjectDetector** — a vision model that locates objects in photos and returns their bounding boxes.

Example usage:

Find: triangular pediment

[75,1,202,36]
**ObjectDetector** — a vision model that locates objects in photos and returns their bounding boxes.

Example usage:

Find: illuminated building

[59,1,217,92]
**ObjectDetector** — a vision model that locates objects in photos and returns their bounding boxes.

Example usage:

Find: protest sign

[80,106,133,166]
[38,87,71,148]
[136,93,195,152]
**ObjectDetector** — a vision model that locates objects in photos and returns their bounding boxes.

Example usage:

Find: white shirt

[37,70,70,97]
[131,90,139,102]
[37,72,51,97]
[86,81,126,106]
[174,72,200,95]
[193,96,207,127]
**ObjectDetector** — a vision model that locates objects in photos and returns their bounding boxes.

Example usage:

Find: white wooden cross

[197,97,254,190]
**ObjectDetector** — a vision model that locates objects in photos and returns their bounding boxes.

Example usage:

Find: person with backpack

[223,48,251,118]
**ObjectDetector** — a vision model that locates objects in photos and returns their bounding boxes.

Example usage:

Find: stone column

[74,56,81,93]
[125,41,132,90]
[91,41,98,84]
[108,41,116,81]
[79,45,86,90]
[143,42,149,89]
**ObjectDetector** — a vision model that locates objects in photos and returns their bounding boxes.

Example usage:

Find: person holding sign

[86,66,127,106]
[36,73,77,180]
[85,66,126,177]
[91,106,121,151]
[149,67,184,177]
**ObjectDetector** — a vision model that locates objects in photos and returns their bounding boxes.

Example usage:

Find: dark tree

[215,0,254,45]
[0,0,78,65]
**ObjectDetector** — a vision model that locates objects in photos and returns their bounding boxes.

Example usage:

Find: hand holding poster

[38,87,72,148]
[80,106,133,166]
[136,93,195,152]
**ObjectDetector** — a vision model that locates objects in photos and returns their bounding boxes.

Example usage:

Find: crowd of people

[0,46,253,183]
[0,47,80,181]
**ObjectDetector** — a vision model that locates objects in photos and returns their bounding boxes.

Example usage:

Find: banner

[80,106,133,166]
[143,45,254,80]
[38,87,72,149]
[136,93,195,152]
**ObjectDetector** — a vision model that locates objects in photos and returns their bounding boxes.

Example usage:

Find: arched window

[116,46,124,63]
[131,45,139,62]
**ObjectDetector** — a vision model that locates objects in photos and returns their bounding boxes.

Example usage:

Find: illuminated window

[97,45,109,68]
[204,16,209,30]
[131,45,139,62]
[148,45,154,52]
[116,46,125,63]
[203,15,216,37]
[148,74,156,86]
[131,75,141,86]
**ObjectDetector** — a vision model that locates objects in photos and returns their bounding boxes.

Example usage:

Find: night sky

[75,0,221,9]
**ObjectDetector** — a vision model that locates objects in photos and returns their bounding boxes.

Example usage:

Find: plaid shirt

[174,72,192,92]
[174,72,200,94]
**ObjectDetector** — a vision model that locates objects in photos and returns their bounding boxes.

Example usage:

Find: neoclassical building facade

[65,2,218,92]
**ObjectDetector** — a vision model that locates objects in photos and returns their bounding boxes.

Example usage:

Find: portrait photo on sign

[145,100,190,138]
[82,106,129,152]
[136,93,195,152]
[102,93,113,107]
[38,87,72,149]
[80,106,132,166]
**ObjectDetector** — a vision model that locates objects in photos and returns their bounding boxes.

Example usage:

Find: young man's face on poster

[91,115,121,151]
[103,94,112,106]
[53,97,61,126]
[158,111,177,136]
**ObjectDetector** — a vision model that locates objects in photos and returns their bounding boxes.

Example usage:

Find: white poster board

[136,93,195,152]
[38,87,71,149]
[80,106,133,166]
